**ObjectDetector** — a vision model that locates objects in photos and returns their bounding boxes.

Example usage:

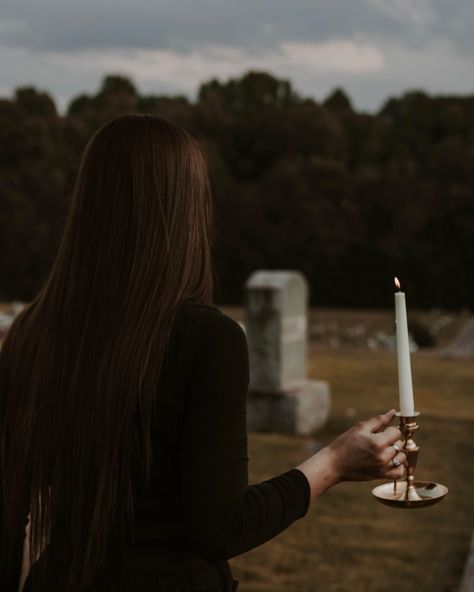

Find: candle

[394,277,415,416]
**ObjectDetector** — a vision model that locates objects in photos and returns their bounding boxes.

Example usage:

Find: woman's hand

[295,409,407,506]
[326,409,407,483]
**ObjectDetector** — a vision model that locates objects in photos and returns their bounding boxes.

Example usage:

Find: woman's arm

[179,310,406,562]
[180,311,311,564]
[295,410,406,507]
[293,446,340,507]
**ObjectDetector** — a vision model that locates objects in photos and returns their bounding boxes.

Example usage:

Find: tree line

[1,71,473,309]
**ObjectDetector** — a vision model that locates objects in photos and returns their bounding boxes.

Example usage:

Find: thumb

[365,409,397,433]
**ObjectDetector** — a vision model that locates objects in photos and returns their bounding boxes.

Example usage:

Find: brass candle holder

[372,411,448,508]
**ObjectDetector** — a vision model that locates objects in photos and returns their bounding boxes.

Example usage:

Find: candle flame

[394,277,401,290]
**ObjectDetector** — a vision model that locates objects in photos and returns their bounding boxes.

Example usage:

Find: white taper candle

[394,278,415,416]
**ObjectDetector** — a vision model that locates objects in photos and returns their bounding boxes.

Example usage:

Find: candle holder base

[372,480,448,508]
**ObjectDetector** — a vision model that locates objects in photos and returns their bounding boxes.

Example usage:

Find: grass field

[230,346,474,592]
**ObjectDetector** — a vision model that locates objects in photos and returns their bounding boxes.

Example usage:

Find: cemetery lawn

[233,347,474,592]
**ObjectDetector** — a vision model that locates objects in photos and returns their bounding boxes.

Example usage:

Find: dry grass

[230,347,474,592]
[224,305,470,349]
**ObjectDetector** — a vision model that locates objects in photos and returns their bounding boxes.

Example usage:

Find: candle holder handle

[397,411,422,502]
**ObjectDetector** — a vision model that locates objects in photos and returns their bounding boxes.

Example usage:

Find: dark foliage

[1,72,473,309]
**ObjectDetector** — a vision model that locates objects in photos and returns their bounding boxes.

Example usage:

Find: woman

[0,114,406,592]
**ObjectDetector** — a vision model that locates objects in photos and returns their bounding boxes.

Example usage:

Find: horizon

[4,72,474,118]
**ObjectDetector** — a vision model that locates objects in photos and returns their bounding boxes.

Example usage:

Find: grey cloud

[431,0,474,55]
[1,0,473,55]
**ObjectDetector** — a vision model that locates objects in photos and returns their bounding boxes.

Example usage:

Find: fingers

[376,437,407,467]
[364,409,397,434]
[390,439,404,456]
[381,449,407,471]
[392,438,404,450]
[374,441,407,485]
[373,426,403,447]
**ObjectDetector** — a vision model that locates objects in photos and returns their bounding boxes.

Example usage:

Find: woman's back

[20,300,310,591]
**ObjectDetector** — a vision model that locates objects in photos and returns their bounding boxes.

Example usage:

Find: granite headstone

[243,270,331,435]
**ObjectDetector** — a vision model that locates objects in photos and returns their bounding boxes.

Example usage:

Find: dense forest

[1,71,473,309]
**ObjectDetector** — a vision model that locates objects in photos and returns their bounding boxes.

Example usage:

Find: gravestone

[443,318,474,357]
[243,270,330,435]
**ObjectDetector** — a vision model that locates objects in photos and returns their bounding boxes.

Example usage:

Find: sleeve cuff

[288,468,311,518]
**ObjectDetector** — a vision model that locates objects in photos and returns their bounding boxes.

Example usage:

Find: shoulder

[178,301,247,349]
[175,303,249,388]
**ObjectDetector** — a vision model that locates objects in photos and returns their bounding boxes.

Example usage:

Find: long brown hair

[0,113,215,590]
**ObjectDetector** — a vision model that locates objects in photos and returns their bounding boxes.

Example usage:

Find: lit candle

[394,277,415,416]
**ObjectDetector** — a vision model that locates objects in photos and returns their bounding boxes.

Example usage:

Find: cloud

[2,33,472,116]
[0,38,384,112]
[367,0,436,29]
[0,18,30,34]
[91,40,384,89]
[1,0,473,55]
[278,41,384,72]
[0,0,472,113]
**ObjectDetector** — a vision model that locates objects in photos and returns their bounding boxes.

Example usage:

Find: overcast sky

[1,0,473,114]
